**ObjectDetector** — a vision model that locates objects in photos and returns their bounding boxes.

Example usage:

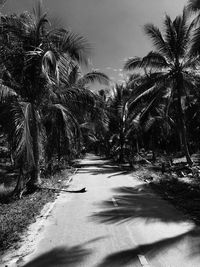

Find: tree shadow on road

[22,241,94,267]
[91,185,187,223]
[97,228,200,266]
[90,184,200,266]
[77,162,133,177]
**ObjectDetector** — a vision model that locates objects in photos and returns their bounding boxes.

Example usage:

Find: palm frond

[31,1,50,45]
[182,56,200,69]
[67,65,80,86]
[129,72,168,97]
[56,85,96,119]
[144,24,173,60]
[77,72,110,87]
[128,72,170,114]
[139,88,168,123]
[127,73,144,89]
[143,115,156,132]
[35,13,49,44]
[187,0,200,12]
[49,29,91,65]
[185,15,198,43]
[190,26,200,55]
[44,103,81,145]
[183,71,200,96]
[127,73,141,82]
[142,51,169,69]
[129,85,158,110]
[13,102,34,165]
[32,0,44,21]
[163,15,176,59]
[0,83,17,102]
[80,122,96,131]
[0,14,26,39]
[173,9,190,57]
[54,103,80,137]
[58,54,76,86]
[42,50,59,84]
[123,57,143,71]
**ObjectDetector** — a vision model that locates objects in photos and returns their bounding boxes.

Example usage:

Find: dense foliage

[95,6,200,166]
[2,1,200,196]
[0,2,109,195]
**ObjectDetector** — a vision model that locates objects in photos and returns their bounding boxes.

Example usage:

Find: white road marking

[138,254,151,266]
[112,195,150,267]
[125,223,151,267]
[112,197,118,207]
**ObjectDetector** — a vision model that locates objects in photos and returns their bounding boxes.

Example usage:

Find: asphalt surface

[5,154,200,266]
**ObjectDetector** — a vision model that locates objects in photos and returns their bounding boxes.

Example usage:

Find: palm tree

[107,83,143,163]
[42,68,109,171]
[0,1,109,194]
[124,8,200,165]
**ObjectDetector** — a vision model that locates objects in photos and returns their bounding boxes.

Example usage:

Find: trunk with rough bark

[176,74,193,166]
[13,165,26,198]
[119,130,125,163]
[27,104,41,192]
[57,131,61,162]
[136,136,139,154]
[178,130,183,151]
[13,172,24,197]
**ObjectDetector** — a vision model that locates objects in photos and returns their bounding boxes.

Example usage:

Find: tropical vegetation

[2,0,200,258]
[97,4,200,167]
[0,1,109,196]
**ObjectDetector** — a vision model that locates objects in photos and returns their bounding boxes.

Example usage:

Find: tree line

[94,1,200,166]
[0,1,109,196]
[1,0,200,197]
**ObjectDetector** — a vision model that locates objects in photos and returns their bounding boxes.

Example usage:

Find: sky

[1,0,187,84]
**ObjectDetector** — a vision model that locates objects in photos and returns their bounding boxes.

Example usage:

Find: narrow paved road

[5,154,200,266]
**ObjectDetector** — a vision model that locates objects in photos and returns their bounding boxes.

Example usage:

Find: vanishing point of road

[2,154,200,267]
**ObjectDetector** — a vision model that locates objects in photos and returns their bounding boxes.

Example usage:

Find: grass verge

[135,163,200,225]
[150,177,200,225]
[0,168,74,252]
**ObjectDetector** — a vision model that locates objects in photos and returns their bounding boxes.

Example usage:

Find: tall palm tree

[124,8,200,165]
[0,1,109,194]
[107,83,141,162]
[42,67,109,169]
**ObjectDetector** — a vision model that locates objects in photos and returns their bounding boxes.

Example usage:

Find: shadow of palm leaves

[91,185,187,223]
[90,185,200,266]
[77,162,132,177]
[97,228,200,266]
[23,244,92,267]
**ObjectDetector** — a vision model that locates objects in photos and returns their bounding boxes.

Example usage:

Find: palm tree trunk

[177,74,193,166]
[13,167,25,197]
[57,131,61,162]
[179,110,192,165]
[119,131,124,163]
[136,136,139,154]
[27,104,41,191]
[178,130,183,151]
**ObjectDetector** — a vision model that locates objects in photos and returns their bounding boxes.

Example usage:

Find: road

[3,154,200,266]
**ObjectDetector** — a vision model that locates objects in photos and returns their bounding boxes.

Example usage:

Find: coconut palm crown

[0,1,109,194]
[124,8,200,165]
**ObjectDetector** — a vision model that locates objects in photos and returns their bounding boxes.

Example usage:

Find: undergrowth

[0,168,73,252]
[136,163,200,225]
